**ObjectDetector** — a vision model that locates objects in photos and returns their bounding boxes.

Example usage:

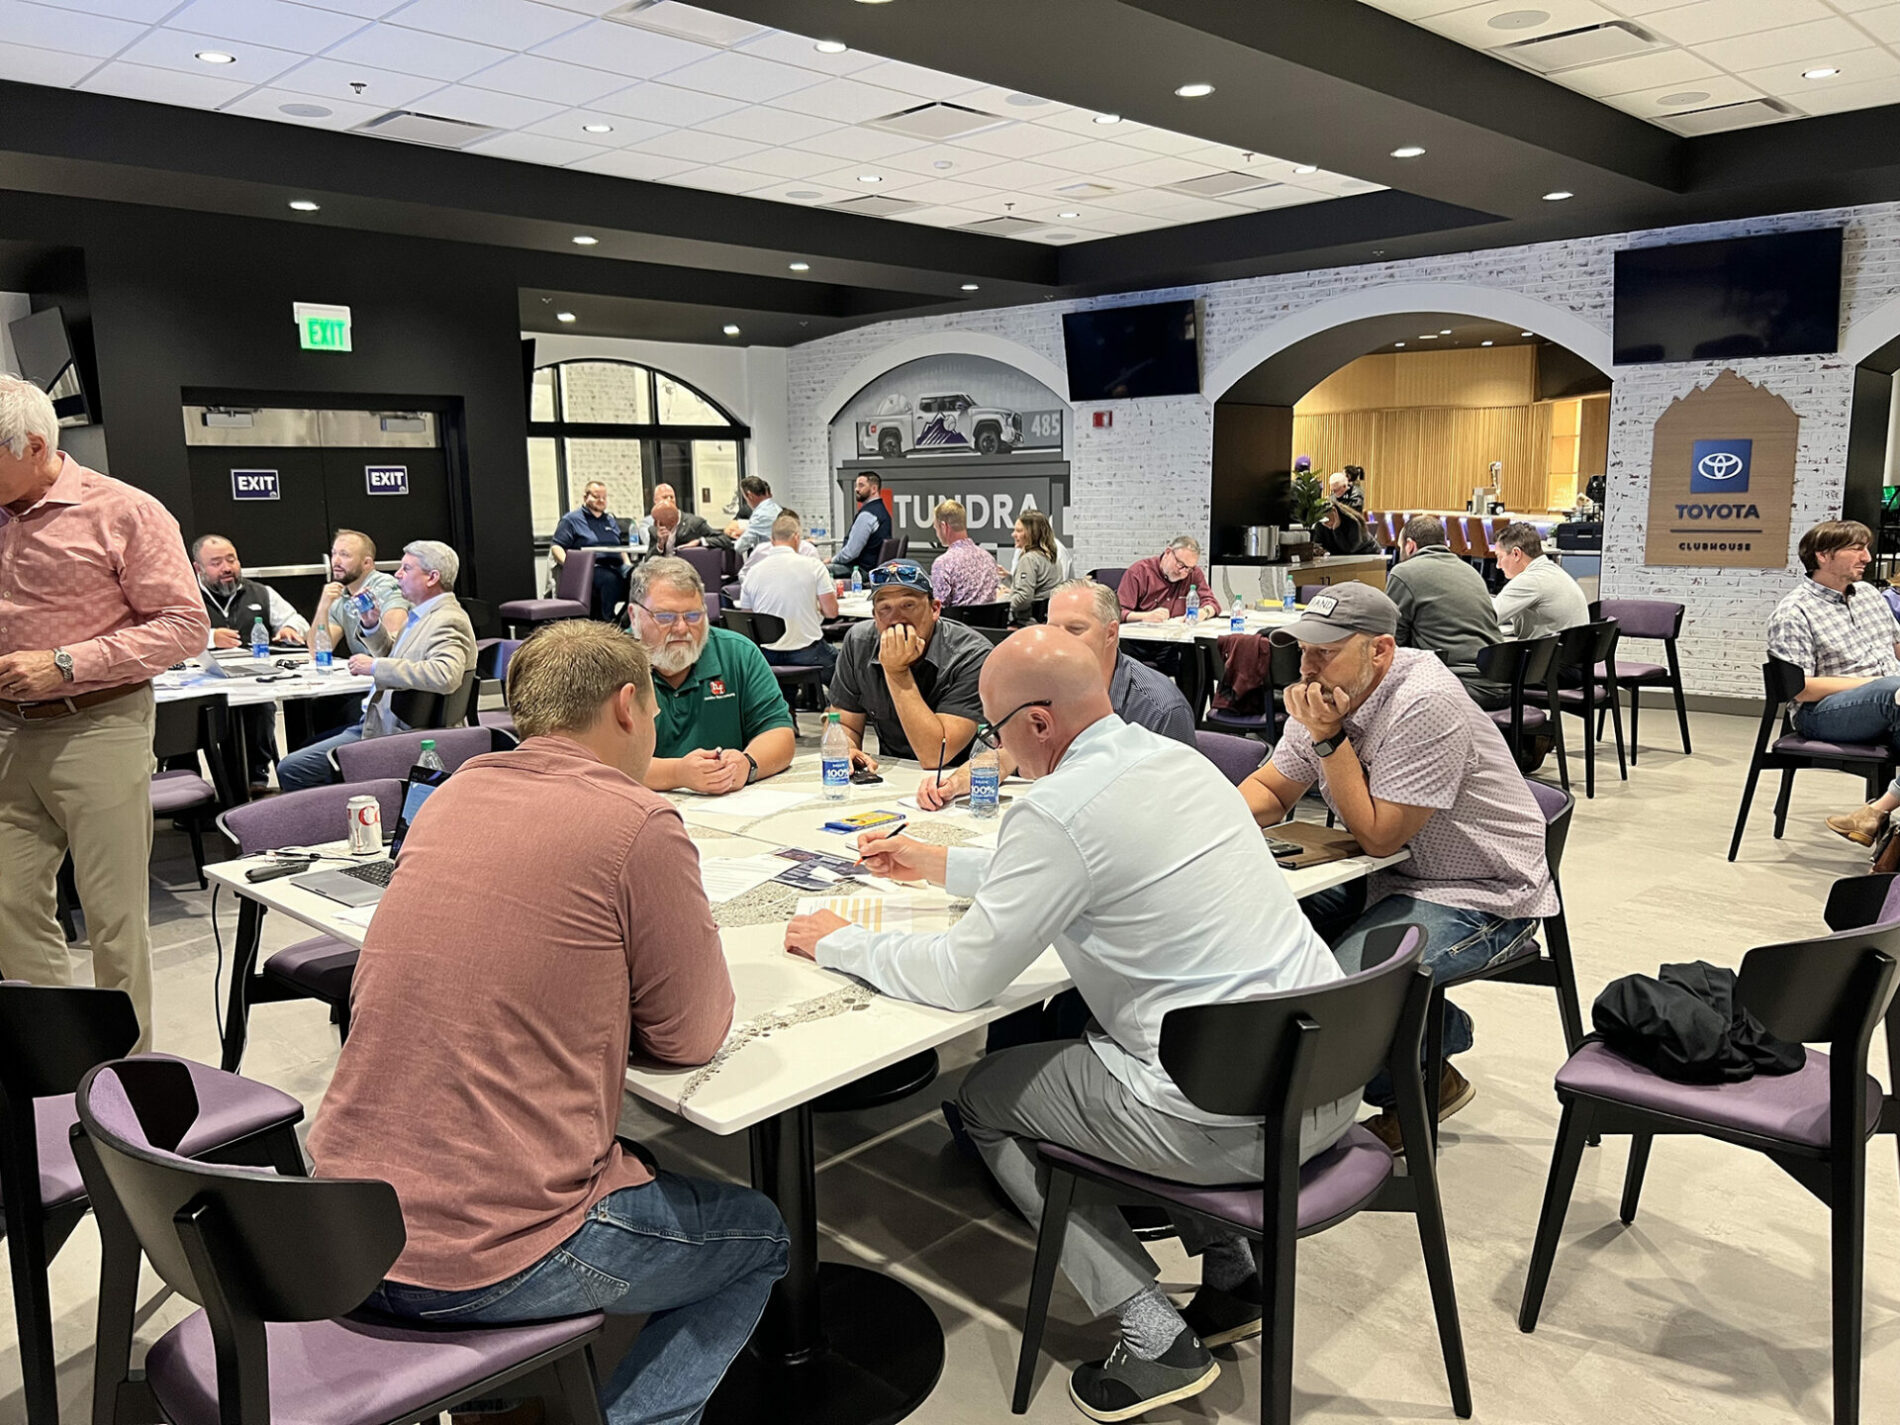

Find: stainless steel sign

[885,477,1061,541]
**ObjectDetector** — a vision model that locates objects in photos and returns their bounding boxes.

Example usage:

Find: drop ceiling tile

[1418,0,1620,49]
[1222,183,1335,211]
[694,104,839,144]
[289,0,409,14]
[1077,210,1171,235]
[765,76,921,123]
[1695,16,1868,70]
[218,86,386,127]
[592,80,743,124]
[114,28,304,83]
[1789,71,1900,113]
[618,2,768,47]
[1113,125,1214,155]
[0,1,147,58]
[409,82,562,127]
[529,19,716,77]
[24,0,179,19]
[1036,109,1149,136]
[1042,139,1167,174]
[1641,0,1834,46]
[881,204,994,227]
[1856,4,1900,43]
[1097,152,1224,186]
[1830,0,1893,11]
[785,125,926,161]
[756,181,860,203]
[1599,72,1765,116]
[1360,0,1487,17]
[1178,142,1295,170]
[273,56,444,108]
[78,60,254,106]
[1089,187,1219,216]
[661,49,824,101]
[388,0,583,50]
[166,0,369,49]
[324,23,513,81]
[807,163,928,192]
[532,0,624,12]
[878,143,1008,177]
[464,52,625,104]
[663,164,771,194]
[0,39,102,84]
[846,58,987,101]
[1097,190,1242,221]
[886,176,1002,206]
[630,127,766,163]
[465,129,600,165]
[956,157,1077,191]
[1741,49,1900,96]
[950,83,1071,119]
[1556,46,1719,98]
[952,122,1090,159]
[564,147,697,179]
[524,107,667,146]
[733,29,884,75]
[724,146,844,180]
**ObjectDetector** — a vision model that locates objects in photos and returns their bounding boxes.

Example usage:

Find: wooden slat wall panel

[1578,393,1610,478]
[1292,404,1553,511]
[1295,346,1536,415]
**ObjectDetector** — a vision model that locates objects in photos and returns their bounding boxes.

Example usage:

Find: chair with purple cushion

[470,637,522,738]
[1204,635,1297,738]
[1087,566,1126,594]
[1517,915,1900,1425]
[1195,730,1265,785]
[1594,598,1691,763]
[152,691,242,890]
[1477,636,1560,777]
[725,608,824,733]
[676,545,726,594]
[1011,927,1472,1424]
[1525,620,1626,799]
[214,780,405,1072]
[0,985,304,1425]
[1295,583,1326,604]
[499,550,593,637]
[332,725,505,783]
[73,1057,607,1425]
[1728,656,1896,862]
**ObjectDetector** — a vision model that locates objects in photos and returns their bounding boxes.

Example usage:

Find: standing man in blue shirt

[551,480,634,619]
[830,471,893,580]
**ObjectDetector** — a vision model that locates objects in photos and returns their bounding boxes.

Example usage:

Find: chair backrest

[1736,923,1900,1048]
[553,549,595,605]
[703,591,723,628]
[1295,584,1325,604]
[1596,598,1682,642]
[153,691,238,803]
[0,983,139,1101]
[474,638,521,683]
[1587,618,1620,667]
[217,779,405,855]
[1028,597,1051,624]
[677,546,725,591]
[877,536,906,565]
[1195,730,1264,785]
[333,726,495,783]
[725,608,787,647]
[1088,566,1127,592]
[76,1059,405,1328]
[458,595,494,639]
[441,669,477,728]
[1763,655,1808,709]
[944,600,1011,629]
[1823,872,1900,934]
[1523,776,1574,878]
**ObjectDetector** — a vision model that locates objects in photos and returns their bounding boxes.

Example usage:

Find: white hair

[1052,577,1120,628]
[1165,534,1201,558]
[403,539,459,590]
[0,375,60,460]
[633,555,704,603]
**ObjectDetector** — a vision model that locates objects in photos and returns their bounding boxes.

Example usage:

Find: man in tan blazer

[277,539,477,789]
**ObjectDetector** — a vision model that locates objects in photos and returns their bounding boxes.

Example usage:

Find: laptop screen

[389,767,447,858]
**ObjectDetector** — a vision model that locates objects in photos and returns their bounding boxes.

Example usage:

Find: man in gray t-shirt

[310,529,411,659]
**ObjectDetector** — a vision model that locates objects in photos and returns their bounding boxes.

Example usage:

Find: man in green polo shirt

[630,556,795,795]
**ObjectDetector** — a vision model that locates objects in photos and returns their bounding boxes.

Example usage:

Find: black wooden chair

[725,608,828,734]
[388,670,477,732]
[942,599,1011,628]
[1011,926,1471,1424]
[1526,620,1626,799]
[1476,635,1559,777]
[151,690,242,889]
[1593,598,1692,762]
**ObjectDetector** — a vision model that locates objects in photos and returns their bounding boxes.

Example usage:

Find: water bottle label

[822,756,850,787]
[1230,613,1244,633]
[315,650,332,669]
[971,768,1000,803]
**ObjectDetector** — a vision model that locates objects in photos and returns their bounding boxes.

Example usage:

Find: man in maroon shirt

[1117,535,1221,623]
[310,620,786,1425]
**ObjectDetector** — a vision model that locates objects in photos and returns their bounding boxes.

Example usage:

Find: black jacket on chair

[1589,961,1805,1084]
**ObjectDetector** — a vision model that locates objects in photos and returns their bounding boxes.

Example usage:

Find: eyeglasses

[976,699,1052,750]
[638,605,704,627]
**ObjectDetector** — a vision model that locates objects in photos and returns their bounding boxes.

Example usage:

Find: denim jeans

[1305,887,1534,1109]
[365,1172,788,1425]
[275,722,364,791]
[762,641,836,677]
[1791,676,1900,800]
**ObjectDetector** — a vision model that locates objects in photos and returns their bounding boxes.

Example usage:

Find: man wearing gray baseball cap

[1241,582,1557,1154]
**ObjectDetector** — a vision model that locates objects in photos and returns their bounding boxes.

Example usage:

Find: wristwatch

[1311,730,1347,759]
[742,751,759,785]
[53,649,74,682]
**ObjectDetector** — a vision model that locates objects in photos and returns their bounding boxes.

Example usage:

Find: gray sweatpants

[956,1040,1358,1318]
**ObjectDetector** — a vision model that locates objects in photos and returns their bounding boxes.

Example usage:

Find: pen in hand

[852,820,906,869]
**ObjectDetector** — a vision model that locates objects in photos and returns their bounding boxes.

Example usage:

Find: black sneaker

[1069,1327,1219,1422]
[1180,1280,1263,1348]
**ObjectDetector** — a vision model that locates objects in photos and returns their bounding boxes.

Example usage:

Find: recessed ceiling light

[1057,211,1080,219]
[279,102,331,118]
[931,159,953,170]
[961,282,980,291]
[858,173,883,183]
[788,261,810,271]
[571,234,598,245]
[1292,164,1318,174]
[722,324,741,336]
[556,311,576,323]
[581,122,613,133]
[287,199,320,212]
[1394,342,1405,348]
[1543,189,1573,201]
[1093,113,1122,125]
[1419,334,1438,340]
[1520,330,1534,337]
[1391,145,1426,158]
[786,189,822,199]
[195,50,236,64]
[1174,82,1215,98]
[814,40,849,53]
[1803,66,1841,80]
[1482,339,1494,346]
[1439,328,1451,335]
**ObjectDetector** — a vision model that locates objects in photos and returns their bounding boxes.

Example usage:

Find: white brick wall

[787,202,1900,697]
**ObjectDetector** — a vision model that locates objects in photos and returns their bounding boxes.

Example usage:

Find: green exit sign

[293,302,352,353]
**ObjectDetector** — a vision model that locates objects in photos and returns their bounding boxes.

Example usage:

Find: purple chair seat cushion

[264,936,361,1003]
[146,1308,604,1425]
[1599,659,1668,683]
[1038,1123,1392,1234]
[1555,1043,1883,1148]
[1525,686,1614,708]
[16,1056,302,1212]
[1490,706,1550,731]
[151,769,218,815]
[1771,734,1891,761]
[496,598,586,622]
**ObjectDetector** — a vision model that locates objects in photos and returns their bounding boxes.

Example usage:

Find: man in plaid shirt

[1766,519,1900,844]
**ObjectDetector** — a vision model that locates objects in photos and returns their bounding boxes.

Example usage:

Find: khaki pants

[0,686,156,1051]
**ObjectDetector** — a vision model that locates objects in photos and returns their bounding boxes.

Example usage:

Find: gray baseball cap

[1269,582,1400,646]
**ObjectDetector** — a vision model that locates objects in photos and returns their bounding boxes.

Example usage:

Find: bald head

[979,628,1114,779]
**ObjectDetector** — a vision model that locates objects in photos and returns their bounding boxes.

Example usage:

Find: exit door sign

[294,302,352,352]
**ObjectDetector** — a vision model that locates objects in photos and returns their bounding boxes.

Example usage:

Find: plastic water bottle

[850,568,864,595]
[821,713,851,800]
[312,625,333,671]
[1281,565,1297,611]
[249,617,268,659]
[1184,585,1199,625]
[1229,608,1245,634]
[416,739,445,772]
[969,744,1001,819]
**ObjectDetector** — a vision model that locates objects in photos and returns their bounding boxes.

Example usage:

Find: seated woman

[1311,499,1381,557]
[1001,509,1065,625]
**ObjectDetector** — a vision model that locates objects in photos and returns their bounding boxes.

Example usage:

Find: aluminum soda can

[346,795,383,856]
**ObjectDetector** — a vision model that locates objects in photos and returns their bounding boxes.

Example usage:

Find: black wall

[1,190,533,605]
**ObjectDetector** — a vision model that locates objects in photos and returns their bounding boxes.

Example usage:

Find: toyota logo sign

[1689,437,1752,494]
[1696,451,1744,481]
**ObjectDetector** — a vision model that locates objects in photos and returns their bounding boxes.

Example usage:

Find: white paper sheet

[795,895,914,932]
[699,853,791,903]
[335,903,378,928]
[680,784,820,819]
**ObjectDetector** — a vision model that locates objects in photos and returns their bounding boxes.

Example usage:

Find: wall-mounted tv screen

[1613,229,1843,366]
[1062,299,1201,400]
[7,306,91,424]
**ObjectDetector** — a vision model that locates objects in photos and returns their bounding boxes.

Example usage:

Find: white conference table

[207,752,1401,1425]
[155,649,374,708]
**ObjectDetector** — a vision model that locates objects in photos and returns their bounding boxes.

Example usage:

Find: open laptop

[196,649,285,680]
[291,768,446,908]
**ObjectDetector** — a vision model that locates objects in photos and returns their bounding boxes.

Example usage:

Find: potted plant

[1289,470,1328,532]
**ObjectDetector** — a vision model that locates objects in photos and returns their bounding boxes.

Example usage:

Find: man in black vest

[829,471,894,580]
[191,534,309,786]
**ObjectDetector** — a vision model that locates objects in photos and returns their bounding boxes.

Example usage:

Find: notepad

[681,784,819,819]
[699,854,788,903]
[796,895,912,933]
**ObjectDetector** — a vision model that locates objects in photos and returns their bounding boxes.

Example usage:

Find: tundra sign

[878,475,1062,542]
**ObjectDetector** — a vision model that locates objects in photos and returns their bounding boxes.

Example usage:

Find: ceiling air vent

[867,102,1007,142]
[956,215,1048,237]
[1496,21,1658,73]
[1658,98,1796,136]
[819,194,924,217]
[1055,181,1117,198]
[352,109,500,149]
[1166,172,1280,198]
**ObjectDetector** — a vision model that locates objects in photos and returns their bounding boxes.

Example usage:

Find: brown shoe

[1363,1064,1477,1156]
[1826,804,1887,847]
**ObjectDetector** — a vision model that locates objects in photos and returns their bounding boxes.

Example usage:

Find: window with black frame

[527,360,749,542]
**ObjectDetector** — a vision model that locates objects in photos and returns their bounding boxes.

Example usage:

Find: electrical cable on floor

[211,883,225,1042]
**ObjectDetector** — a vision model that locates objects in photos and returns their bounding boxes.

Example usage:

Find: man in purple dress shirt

[928,499,1002,607]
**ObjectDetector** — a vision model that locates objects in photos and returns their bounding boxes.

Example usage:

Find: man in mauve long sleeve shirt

[311,622,785,1425]
[0,376,211,1051]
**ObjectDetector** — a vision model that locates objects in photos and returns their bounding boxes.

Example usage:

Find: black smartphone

[1266,838,1303,859]
[849,769,883,785]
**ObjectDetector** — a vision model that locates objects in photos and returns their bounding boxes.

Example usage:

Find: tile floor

[5,707,1899,1424]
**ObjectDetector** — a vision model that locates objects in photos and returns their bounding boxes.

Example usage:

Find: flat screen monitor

[1061,299,1201,400]
[1613,229,1843,365]
[6,307,90,423]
